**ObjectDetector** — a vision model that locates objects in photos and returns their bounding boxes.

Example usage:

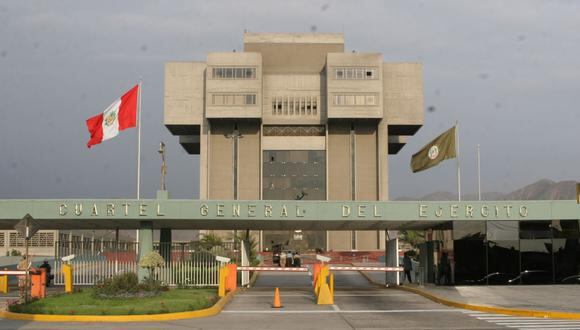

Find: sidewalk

[355,262,580,318]
[401,284,580,313]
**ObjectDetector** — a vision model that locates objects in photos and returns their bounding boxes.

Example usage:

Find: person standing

[39,260,52,287]
[438,252,449,285]
[280,251,286,268]
[285,250,293,267]
[403,252,413,284]
[17,256,29,302]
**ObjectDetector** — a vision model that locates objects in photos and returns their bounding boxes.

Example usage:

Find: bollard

[316,266,333,305]
[0,272,7,294]
[312,264,321,289]
[62,263,73,293]
[30,268,46,299]
[329,273,334,298]
[218,265,229,297]
[225,264,238,292]
[315,265,329,297]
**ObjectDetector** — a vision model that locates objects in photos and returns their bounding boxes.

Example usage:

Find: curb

[396,285,580,320]
[0,289,237,323]
[357,271,580,320]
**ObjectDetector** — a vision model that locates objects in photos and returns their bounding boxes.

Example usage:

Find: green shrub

[93,272,139,298]
[93,272,169,298]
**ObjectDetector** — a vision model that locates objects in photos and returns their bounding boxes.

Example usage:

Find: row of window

[334,67,377,80]
[271,96,318,116]
[2,232,55,247]
[210,66,378,81]
[333,94,378,106]
[211,94,256,106]
[263,126,325,137]
[212,67,256,79]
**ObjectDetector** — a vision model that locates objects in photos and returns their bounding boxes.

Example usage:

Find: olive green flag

[410,126,456,173]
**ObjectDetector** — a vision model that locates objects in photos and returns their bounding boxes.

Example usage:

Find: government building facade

[163,33,423,252]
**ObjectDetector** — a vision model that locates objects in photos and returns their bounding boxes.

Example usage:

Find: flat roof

[0,200,577,231]
[243,32,344,45]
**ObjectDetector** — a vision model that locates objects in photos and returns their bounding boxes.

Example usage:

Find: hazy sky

[0,0,578,200]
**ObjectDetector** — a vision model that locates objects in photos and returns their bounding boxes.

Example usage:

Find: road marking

[333,293,413,296]
[466,311,580,329]
[223,309,464,314]
[237,294,312,297]
[332,304,341,311]
[496,322,580,328]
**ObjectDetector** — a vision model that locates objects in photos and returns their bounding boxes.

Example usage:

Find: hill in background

[395,179,577,201]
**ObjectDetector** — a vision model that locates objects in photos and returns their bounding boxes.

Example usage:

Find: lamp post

[158,142,167,191]
[225,125,243,242]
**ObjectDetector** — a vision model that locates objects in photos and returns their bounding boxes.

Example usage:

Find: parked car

[559,274,580,284]
[508,270,552,285]
[464,272,515,285]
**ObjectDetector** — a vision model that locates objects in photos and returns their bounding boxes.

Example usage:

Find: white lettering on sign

[342,205,351,217]
[200,204,208,216]
[417,204,529,219]
[59,203,68,216]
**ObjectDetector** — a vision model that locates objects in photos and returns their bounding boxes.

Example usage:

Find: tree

[199,233,224,251]
[399,230,425,248]
[139,251,165,279]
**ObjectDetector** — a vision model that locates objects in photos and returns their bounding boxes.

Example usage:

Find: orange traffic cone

[272,287,283,308]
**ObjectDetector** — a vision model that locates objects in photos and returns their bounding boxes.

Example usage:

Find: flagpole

[136,79,142,252]
[137,79,142,199]
[477,144,481,201]
[455,121,461,202]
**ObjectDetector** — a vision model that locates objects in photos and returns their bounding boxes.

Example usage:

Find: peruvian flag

[86,85,139,148]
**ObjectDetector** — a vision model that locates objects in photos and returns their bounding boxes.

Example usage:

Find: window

[334,67,377,80]
[211,94,256,106]
[212,67,256,79]
[333,94,377,106]
[9,231,54,247]
[271,96,318,115]
[263,126,325,136]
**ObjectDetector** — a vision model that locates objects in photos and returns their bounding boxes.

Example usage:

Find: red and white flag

[86,85,139,148]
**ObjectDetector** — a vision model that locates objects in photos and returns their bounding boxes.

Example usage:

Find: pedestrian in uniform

[293,252,301,267]
[438,252,449,285]
[17,256,29,301]
[280,251,286,268]
[285,250,293,267]
[403,252,413,284]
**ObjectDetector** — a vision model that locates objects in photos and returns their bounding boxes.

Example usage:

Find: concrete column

[138,221,153,281]
[159,229,172,264]
[156,190,172,264]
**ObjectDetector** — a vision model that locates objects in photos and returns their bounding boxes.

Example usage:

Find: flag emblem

[410,126,456,173]
[104,111,117,126]
[428,145,439,160]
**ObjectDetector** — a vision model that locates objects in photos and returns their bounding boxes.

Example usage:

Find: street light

[225,125,243,242]
[158,142,167,191]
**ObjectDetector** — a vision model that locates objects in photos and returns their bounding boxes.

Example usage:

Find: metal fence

[53,241,239,287]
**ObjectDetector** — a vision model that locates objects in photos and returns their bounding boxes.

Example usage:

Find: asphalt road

[2,271,580,329]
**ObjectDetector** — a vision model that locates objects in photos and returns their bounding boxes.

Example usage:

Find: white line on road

[236,294,312,297]
[333,293,413,297]
[496,322,580,327]
[476,317,543,320]
[332,304,341,311]
[223,309,464,314]
[504,326,580,329]
[497,320,580,323]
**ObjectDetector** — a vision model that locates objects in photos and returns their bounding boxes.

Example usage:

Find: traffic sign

[14,214,40,239]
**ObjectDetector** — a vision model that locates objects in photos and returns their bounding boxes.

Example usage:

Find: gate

[53,240,239,287]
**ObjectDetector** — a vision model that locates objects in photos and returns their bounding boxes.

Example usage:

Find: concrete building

[164,33,423,251]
